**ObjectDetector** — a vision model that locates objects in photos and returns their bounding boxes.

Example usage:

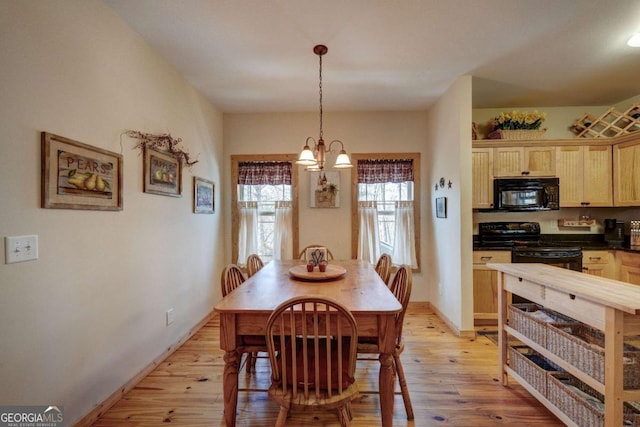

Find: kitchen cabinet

[490,263,640,427]
[473,250,510,325]
[493,146,555,177]
[555,145,612,207]
[581,250,614,279]
[619,251,640,285]
[613,138,640,206]
[472,148,493,209]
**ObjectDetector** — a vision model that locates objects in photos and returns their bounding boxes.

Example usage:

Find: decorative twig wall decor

[125,130,198,167]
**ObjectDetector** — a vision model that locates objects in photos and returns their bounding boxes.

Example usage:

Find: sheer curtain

[273,201,293,260]
[357,201,380,264]
[237,201,258,265]
[393,201,417,268]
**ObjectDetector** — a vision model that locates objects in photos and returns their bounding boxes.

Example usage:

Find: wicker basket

[547,373,640,427]
[547,322,640,389]
[508,304,574,348]
[486,129,546,140]
[508,346,562,398]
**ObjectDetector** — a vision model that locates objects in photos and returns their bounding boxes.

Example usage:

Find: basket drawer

[508,346,562,397]
[547,373,640,427]
[547,322,640,389]
[507,303,573,348]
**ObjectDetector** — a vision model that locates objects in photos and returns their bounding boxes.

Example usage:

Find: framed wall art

[193,176,214,214]
[435,197,447,218]
[41,132,123,211]
[309,171,340,208]
[143,147,182,197]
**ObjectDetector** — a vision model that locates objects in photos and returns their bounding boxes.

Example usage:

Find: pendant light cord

[318,52,323,141]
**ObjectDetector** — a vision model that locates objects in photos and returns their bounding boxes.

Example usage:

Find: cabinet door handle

[589,257,601,261]
[480,256,493,261]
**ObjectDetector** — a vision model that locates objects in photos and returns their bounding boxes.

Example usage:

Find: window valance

[238,161,292,185]
[357,159,414,184]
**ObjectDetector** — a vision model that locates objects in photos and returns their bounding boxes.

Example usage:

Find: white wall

[0,1,224,424]
[424,76,474,331]
[223,111,431,300]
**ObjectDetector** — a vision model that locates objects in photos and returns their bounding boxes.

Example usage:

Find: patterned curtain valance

[238,161,292,185]
[357,159,414,184]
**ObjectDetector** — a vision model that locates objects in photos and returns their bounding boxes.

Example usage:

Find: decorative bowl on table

[289,264,346,282]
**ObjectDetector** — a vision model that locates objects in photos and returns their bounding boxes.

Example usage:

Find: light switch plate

[5,235,38,264]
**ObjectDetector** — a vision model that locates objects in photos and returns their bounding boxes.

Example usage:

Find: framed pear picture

[41,132,123,210]
[143,147,182,197]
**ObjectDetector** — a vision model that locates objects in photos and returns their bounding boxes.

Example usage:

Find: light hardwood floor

[92,304,562,426]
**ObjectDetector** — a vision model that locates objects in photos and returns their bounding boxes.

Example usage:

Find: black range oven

[478,222,583,271]
[478,222,583,303]
[511,247,582,271]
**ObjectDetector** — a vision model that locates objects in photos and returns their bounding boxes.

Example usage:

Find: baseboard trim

[72,310,214,427]
[429,303,476,339]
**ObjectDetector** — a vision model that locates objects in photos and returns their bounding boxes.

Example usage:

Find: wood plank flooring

[92,306,563,426]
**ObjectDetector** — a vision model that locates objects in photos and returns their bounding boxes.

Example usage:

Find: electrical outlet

[166,308,175,326]
[5,235,39,264]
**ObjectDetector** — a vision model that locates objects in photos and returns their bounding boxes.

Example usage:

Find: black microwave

[493,178,559,211]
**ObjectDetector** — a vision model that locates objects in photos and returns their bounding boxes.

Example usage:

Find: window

[350,153,420,269]
[231,155,299,265]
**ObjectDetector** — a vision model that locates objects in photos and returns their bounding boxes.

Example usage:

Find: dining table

[214,258,403,427]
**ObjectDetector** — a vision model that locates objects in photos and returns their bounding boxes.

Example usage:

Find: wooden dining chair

[374,253,393,285]
[298,244,334,261]
[265,296,360,426]
[220,264,267,376]
[356,264,414,420]
[246,253,264,278]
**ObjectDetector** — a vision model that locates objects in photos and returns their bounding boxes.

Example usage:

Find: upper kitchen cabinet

[556,145,612,207]
[493,146,555,177]
[613,137,640,206]
[472,148,493,209]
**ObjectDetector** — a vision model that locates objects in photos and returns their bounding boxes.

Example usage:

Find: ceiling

[103,0,640,113]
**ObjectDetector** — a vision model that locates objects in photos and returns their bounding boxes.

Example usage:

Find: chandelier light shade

[296,45,353,171]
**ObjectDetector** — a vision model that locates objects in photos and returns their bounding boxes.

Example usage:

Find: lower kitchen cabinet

[618,251,640,285]
[581,250,614,279]
[473,250,510,325]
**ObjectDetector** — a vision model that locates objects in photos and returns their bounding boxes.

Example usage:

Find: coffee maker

[604,218,625,247]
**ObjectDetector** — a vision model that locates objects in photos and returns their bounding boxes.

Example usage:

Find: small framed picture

[41,132,123,211]
[436,197,447,218]
[310,171,340,208]
[143,147,182,197]
[193,176,214,214]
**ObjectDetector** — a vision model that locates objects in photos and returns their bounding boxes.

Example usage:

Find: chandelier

[296,45,352,171]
